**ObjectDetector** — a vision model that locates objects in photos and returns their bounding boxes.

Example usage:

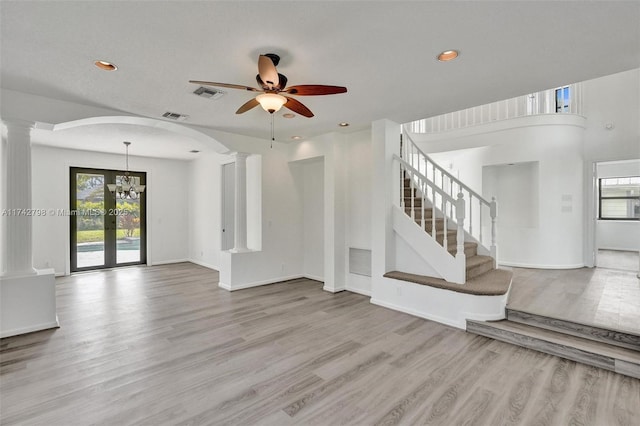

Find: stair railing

[407,83,582,133]
[400,131,497,260]
[394,154,466,260]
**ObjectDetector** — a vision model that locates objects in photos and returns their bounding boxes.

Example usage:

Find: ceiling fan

[189,53,347,118]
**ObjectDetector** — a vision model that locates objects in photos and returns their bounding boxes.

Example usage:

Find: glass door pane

[115,175,142,264]
[75,172,106,269]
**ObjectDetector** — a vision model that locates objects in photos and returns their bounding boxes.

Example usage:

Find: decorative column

[231,152,249,252]
[2,119,36,276]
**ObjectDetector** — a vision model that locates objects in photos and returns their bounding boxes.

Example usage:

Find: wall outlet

[396,285,402,296]
[281,263,285,273]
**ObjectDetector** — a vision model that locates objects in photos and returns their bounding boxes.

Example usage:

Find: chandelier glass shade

[107,142,146,199]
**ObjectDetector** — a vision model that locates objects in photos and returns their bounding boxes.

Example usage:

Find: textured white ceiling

[1,1,639,156]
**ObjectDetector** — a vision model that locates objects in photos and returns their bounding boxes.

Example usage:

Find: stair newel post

[490,196,498,261]
[456,192,465,258]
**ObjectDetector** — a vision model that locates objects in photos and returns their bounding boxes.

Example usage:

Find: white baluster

[410,170,415,221]
[420,180,425,229]
[490,197,498,260]
[400,165,405,209]
[442,198,447,249]
[456,193,465,258]
[479,207,483,245]
[468,192,473,236]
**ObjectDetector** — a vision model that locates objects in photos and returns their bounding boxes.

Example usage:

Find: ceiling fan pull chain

[270,113,274,148]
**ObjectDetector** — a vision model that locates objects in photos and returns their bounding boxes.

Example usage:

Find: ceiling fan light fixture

[437,50,459,62]
[94,60,117,71]
[256,93,287,113]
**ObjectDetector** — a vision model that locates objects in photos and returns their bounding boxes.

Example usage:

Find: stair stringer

[392,205,465,284]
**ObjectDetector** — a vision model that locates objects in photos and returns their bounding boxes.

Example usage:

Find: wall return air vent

[162,111,188,121]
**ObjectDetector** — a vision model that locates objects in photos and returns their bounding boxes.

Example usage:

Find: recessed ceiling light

[190,150,200,153]
[283,113,295,119]
[437,50,459,62]
[94,60,117,71]
[338,122,349,127]
[291,136,302,140]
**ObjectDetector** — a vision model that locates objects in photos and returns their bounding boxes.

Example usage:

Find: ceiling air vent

[193,86,226,100]
[162,111,188,121]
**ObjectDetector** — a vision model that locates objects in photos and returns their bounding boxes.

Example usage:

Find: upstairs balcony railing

[407,83,583,134]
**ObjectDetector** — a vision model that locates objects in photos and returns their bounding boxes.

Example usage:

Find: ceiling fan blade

[258,55,279,89]
[283,85,347,96]
[235,98,260,114]
[283,96,314,118]
[189,80,261,92]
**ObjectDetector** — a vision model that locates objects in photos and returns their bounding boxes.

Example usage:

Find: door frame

[70,167,147,272]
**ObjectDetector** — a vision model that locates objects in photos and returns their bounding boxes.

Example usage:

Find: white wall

[219,138,305,290]
[345,129,373,295]
[424,119,585,268]
[187,152,227,270]
[582,69,640,265]
[31,145,190,274]
[288,132,348,293]
[301,159,324,281]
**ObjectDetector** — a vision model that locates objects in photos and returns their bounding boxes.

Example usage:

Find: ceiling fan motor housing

[264,53,280,66]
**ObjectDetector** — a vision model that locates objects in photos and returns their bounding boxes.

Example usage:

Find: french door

[70,167,147,272]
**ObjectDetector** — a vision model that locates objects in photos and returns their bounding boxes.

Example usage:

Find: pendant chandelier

[107,141,145,199]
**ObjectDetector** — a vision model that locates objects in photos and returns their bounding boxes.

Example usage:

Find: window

[599,177,640,220]
[555,86,570,113]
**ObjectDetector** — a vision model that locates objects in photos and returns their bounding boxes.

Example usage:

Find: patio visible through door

[70,167,147,272]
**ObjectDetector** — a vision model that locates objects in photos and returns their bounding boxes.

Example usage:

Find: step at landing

[384,268,512,296]
[506,308,640,351]
[466,319,640,379]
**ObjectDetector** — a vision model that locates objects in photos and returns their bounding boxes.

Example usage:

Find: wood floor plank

[1,263,639,425]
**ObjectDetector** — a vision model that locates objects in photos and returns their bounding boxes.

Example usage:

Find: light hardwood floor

[1,262,639,425]
[508,260,640,336]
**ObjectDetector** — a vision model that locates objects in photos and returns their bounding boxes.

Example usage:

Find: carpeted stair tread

[383,268,512,296]
[447,242,477,257]
[466,255,493,268]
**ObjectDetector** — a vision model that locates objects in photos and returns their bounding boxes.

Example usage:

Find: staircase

[467,309,640,379]
[402,178,494,281]
[385,131,510,294]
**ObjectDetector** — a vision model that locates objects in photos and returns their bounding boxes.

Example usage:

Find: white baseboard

[498,261,584,270]
[219,274,305,291]
[370,297,464,330]
[0,318,60,339]
[345,286,372,297]
[188,258,220,271]
[303,274,324,283]
[149,259,190,266]
[323,285,346,293]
